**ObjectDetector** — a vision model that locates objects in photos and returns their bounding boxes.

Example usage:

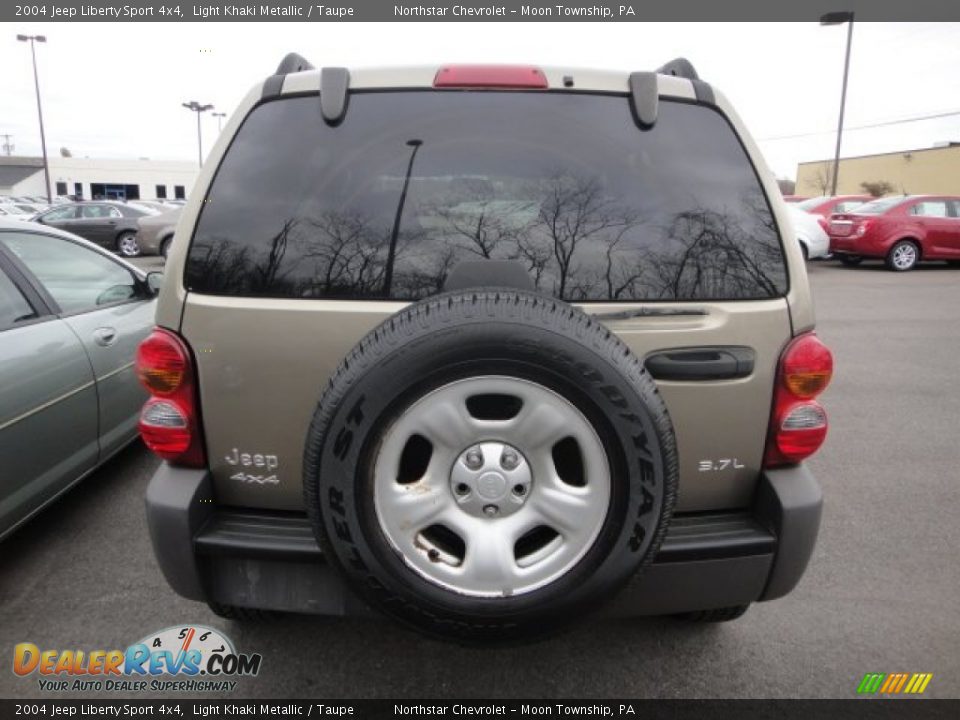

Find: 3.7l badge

[698,458,745,472]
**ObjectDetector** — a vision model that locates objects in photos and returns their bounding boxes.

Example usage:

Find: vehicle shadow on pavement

[217,610,726,699]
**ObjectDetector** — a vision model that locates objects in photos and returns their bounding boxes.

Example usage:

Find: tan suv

[138,56,832,641]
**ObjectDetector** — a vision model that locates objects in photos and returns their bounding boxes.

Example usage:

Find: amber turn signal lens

[136,330,188,395]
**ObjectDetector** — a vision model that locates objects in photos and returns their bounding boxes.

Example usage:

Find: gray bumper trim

[756,464,824,601]
[144,462,821,614]
[144,463,213,601]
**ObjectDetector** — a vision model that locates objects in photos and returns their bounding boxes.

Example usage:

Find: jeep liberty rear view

[138,56,831,641]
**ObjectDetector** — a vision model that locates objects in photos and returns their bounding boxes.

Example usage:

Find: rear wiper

[592,307,707,321]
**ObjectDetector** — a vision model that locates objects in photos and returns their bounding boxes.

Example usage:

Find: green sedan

[0,219,161,540]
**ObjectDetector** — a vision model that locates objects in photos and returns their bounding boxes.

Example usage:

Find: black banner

[1,700,959,719]
[5,0,960,22]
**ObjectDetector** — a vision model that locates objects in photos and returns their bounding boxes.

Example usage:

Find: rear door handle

[93,327,118,347]
[645,346,755,381]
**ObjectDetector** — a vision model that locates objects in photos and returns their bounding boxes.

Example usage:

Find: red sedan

[796,195,872,230]
[828,195,960,271]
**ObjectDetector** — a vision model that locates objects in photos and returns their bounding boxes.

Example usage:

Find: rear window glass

[795,197,827,211]
[855,197,906,215]
[186,92,787,302]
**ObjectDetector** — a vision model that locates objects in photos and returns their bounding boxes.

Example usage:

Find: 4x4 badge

[225,447,280,484]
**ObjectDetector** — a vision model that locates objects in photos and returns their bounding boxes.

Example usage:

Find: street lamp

[182,101,214,167]
[212,111,226,132]
[17,34,52,203]
[382,139,424,297]
[820,11,855,197]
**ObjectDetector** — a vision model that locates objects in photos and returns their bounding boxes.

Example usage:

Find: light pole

[182,101,213,167]
[17,34,52,203]
[213,112,226,132]
[382,139,423,297]
[820,11,855,197]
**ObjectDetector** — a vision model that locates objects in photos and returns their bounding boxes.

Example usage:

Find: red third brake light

[434,65,549,89]
[135,328,206,467]
[765,333,833,467]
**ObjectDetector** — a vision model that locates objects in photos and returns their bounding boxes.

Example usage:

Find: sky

[2,21,959,180]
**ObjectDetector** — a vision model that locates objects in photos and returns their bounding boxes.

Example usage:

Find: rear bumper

[829,234,888,257]
[145,464,822,616]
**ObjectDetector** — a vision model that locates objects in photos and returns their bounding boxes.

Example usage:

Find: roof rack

[266,53,350,126]
[275,52,314,75]
[655,58,700,81]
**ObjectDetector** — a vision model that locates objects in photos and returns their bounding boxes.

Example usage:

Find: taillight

[135,328,206,467]
[855,219,873,237]
[433,65,548,89]
[764,333,833,467]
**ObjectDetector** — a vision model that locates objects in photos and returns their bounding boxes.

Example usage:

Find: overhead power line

[758,109,960,142]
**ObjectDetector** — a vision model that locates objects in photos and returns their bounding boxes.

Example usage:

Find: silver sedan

[0,219,161,539]
[135,207,181,258]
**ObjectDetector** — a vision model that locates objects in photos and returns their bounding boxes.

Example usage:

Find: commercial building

[795,143,960,197]
[0,156,198,201]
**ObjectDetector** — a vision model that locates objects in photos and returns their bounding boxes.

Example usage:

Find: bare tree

[604,231,645,300]
[808,162,834,196]
[534,174,641,299]
[435,200,534,259]
[648,207,782,300]
[249,218,296,293]
[303,211,380,294]
[513,233,552,289]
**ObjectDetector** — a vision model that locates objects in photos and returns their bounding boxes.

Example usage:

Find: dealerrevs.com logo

[13,625,262,693]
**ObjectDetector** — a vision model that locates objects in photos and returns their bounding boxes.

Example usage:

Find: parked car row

[2,197,185,258]
[794,195,873,230]
[785,192,960,271]
[827,195,960,271]
[30,201,162,257]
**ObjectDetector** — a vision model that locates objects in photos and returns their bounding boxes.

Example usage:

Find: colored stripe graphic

[858,673,885,694]
[858,672,932,695]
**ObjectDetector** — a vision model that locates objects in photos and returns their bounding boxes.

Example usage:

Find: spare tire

[303,290,677,641]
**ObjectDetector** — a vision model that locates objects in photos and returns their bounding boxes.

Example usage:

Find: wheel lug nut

[483,504,499,517]
[512,484,526,496]
[500,450,520,470]
[455,483,470,496]
[464,449,483,469]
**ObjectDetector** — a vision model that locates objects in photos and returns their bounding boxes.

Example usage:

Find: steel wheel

[887,241,918,271]
[373,376,611,598]
[117,232,141,257]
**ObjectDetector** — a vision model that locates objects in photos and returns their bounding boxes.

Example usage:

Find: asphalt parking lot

[2,260,958,700]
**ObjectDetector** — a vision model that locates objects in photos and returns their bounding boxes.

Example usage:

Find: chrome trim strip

[97,361,135,383]
[0,380,96,432]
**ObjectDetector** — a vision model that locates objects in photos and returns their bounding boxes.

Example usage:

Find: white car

[0,205,33,222]
[787,205,829,259]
